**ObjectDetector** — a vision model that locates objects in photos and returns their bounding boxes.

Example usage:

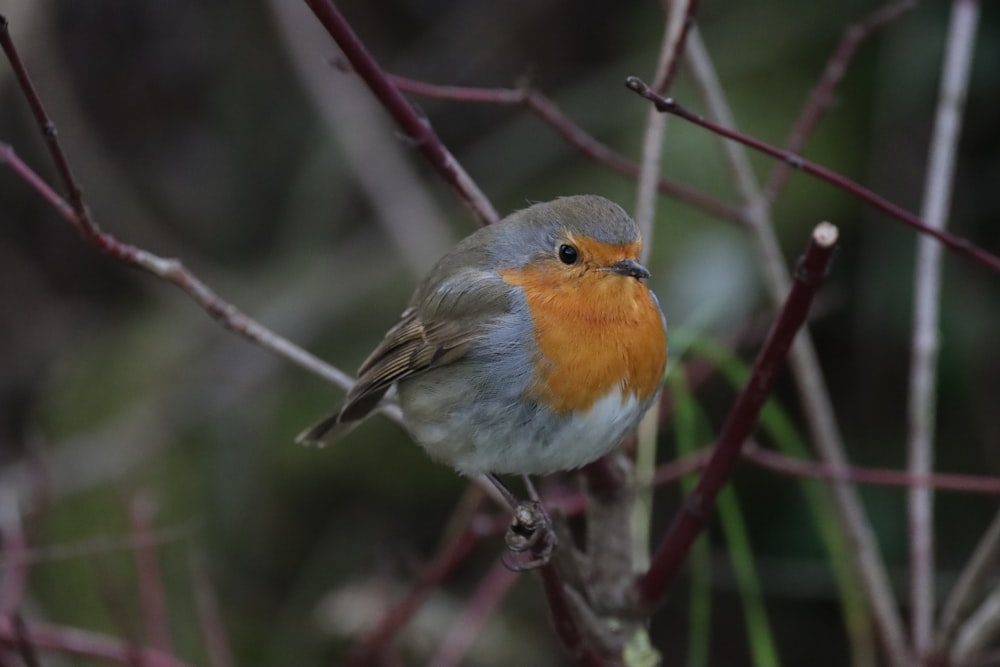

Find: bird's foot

[502,499,558,571]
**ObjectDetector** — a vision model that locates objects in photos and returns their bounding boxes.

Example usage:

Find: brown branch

[302,0,498,226]
[538,563,611,667]
[0,616,193,667]
[637,222,840,607]
[427,558,520,667]
[764,0,917,200]
[189,550,235,667]
[652,0,700,95]
[742,444,1000,496]
[128,494,173,657]
[0,505,29,615]
[345,517,488,666]
[626,76,1000,275]
[389,75,745,225]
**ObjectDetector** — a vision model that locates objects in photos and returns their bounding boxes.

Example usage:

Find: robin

[298,195,667,561]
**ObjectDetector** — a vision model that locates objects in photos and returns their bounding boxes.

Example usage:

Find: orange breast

[501,265,667,415]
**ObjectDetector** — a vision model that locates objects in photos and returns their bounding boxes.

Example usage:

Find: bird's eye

[558,244,579,265]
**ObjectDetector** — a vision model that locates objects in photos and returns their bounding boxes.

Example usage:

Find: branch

[388,75,744,225]
[538,562,611,667]
[907,0,979,655]
[0,143,364,403]
[938,510,1000,656]
[189,550,235,667]
[625,76,1000,275]
[637,222,839,607]
[651,0,699,95]
[1,11,363,396]
[681,31,892,664]
[0,498,28,614]
[741,444,1000,496]
[0,617,193,667]
[427,558,520,667]
[128,494,173,657]
[345,517,487,666]
[301,0,498,226]
[764,0,917,200]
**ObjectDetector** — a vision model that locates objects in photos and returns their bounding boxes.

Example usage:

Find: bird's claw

[502,500,557,571]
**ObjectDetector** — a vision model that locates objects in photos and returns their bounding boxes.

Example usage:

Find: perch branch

[638,222,839,606]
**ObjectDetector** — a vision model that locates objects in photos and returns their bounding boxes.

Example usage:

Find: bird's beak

[609,258,650,280]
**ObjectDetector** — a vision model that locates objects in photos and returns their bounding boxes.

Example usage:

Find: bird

[297,195,667,558]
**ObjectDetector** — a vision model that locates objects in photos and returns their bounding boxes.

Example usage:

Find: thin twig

[0,616,192,667]
[633,2,690,252]
[0,144,365,406]
[764,0,917,201]
[952,585,1000,665]
[680,30,893,665]
[270,0,453,277]
[637,222,840,607]
[907,0,979,655]
[625,76,1000,275]
[538,562,610,667]
[189,550,235,667]
[2,4,363,398]
[427,558,520,667]
[0,495,28,614]
[11,614,41,667]
[128,494,174,657]
[388,75,744,225]
[345,520,488,666]
[651,0,700,95]
[742,444,1000,496]
[938,510,1000,655]
[301,0,498,226]
[629,1,691,588]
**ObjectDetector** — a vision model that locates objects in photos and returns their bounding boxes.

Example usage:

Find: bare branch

[651,0,700,95]
[625,76,1000,275]
[389,75,744,225]
[427,558,520,667]
[189,550,235,667]
[0,616,194,667]
[742,444,1000,496]
[764,0,917,200]
[907,0,980,654]
[938,510,1000,656]
[302,0,498,226]
[638,223,839,607]
[128,494,174,657]
[681,30,893,664]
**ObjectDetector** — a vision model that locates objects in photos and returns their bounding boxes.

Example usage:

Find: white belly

[400,381,647,476]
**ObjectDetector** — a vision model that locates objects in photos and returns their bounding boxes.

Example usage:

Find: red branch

[302,0,498,226]
[625,76,1000,275]
[345,520,488,666]
[128,495,173,657]
[389,75,745,225]
[653,0,701,95]
[0,617,193,667]
[0,509,29,615]
[765,0,917,200]
[428,558,520,667]
[637,222,840,607]
[539,564,610,667]
[742,444,1000,496]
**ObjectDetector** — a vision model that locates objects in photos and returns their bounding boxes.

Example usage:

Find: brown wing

[337,308,474,422]
[296,265,508,446]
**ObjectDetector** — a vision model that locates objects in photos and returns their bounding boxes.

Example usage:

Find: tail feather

[295,411,355,447]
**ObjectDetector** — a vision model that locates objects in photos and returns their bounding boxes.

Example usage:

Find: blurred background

[0,0,998,664]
